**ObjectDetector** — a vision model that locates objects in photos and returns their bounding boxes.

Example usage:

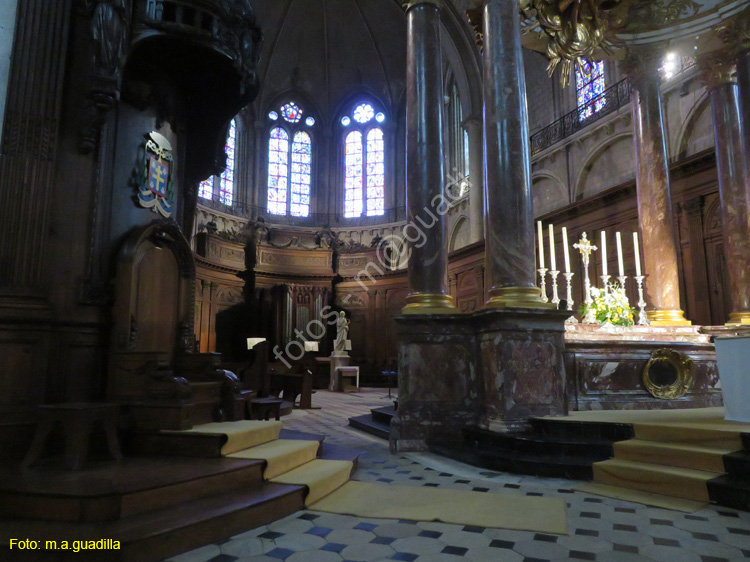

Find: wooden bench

[269,371,313,409]
[22,403,123,470]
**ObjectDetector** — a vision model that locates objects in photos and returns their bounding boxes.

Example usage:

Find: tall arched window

[576,60,606,121]
[341,102,385,218]
[199,118,237,205]
[266,101,314,217]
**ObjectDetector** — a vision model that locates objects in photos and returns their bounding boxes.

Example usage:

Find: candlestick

[537,221,545,269]
[573,232,598,324]
[538,268,549,303]
[549,270,560,307]
[633,232,641,277]
[635,275,650,325]
[548,224,556,272]
[616,232,624,277]
[562,226,571,273]
[601,230,607,277]
[617,275,628,290]
[563,272,577,323]
[601,274,611,295]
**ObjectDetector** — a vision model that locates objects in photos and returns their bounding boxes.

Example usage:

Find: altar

[563,323,721,411]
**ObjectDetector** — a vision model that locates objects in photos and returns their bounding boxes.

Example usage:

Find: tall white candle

[633,232,642,277]
[562,227,571,273]
[537,221,545,269]
[616,232,624,277]
[548,224,556,271]
[601,230,607,276]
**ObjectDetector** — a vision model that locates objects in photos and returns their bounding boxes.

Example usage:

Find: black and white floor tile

[167,389,750,562]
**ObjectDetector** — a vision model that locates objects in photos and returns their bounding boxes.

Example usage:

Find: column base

[485,287,556,310]
[402,293,456,315]
[726,312,750,326]
[647,309,692,326]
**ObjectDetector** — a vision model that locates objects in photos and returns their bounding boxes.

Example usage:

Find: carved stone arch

[438,1,482,120]
[574,132,634,201]
[674,91,712,161]
[449,215,471,252]
[531,171,567,217]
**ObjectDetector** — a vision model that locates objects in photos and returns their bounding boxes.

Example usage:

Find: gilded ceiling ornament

[520,0,623,88]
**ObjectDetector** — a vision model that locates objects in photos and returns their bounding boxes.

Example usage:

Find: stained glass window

[219,119,236,206]
[198,178,213,200]
[366,128,385,216]
[576,60,606,121]
[281,102,303,123]
[344,131,364,218]
[353,103,375,124]
[290,131,312,217]
[267,127,289,215]
[305,117,315,127]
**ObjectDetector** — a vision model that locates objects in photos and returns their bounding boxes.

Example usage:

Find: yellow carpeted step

[593,458,720,502]
[632,422,743,450]
[613,439,731,473]
[271,459,354,506]
[228,439,320,479]
[180,420,283,455]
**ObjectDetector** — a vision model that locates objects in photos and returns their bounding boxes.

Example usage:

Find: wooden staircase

[0,425,359,561]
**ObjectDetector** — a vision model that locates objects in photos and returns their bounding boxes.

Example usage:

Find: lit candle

[548,224,556,271]
[616,232,624,277]
[537,221,545,269]
[633,232,642,277]
[601,230,607,276]
[562,226,571,273]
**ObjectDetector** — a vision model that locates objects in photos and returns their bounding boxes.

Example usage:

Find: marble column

[702,57,750,324]
[465,118,484,243]
[624,49,690,325]
[402,0,455,314]
[736,46,750,204]
[482,0,550,309]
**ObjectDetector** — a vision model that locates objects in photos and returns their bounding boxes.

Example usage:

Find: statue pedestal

[329,349,351,391]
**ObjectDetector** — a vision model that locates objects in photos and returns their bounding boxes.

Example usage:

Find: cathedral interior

[2,0,750,561]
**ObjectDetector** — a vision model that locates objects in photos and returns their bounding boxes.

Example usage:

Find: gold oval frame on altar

[642,348,694,400]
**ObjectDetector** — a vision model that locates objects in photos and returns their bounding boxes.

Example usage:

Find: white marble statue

[334,311,350,352]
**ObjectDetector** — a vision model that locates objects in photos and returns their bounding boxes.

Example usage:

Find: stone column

[624,49,690,325]
[733,18,750,205]
[465,118,484,243]
[701,56,750,324]
[403,0,454,314]
[482,0,550,309]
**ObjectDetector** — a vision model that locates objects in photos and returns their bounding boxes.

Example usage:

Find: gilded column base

[647,309,692,326]
[402,293,456,315]
[726,311,750,326]
[485,287,556,310]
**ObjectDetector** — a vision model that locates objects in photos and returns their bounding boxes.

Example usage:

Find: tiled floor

[168,389,750,562]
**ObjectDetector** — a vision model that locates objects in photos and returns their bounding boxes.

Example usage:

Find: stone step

[593,458,720,502]
[348,414,390,440]
[613,439,730,473]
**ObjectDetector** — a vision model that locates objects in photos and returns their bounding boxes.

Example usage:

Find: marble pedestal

[329,350,350,392]
[389,308,569,453]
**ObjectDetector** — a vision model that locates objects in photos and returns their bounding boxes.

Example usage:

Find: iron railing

[199,197,407,227]
[530,79,631,156]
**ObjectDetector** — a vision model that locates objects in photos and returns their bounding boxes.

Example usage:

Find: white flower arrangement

[582,283,635,327]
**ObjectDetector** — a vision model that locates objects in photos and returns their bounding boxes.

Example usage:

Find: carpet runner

[183,421,354,505]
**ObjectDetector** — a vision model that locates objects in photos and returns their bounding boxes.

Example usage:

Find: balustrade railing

[530,79,631,156]
[198,197,407,228]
